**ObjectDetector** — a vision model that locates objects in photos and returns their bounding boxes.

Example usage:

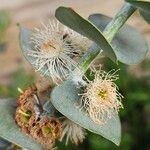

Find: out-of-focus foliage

[0,69,34,98]
[0,10,10,39]
[0,58,149,150]
[0,10,10,52]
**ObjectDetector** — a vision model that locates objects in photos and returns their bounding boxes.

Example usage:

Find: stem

[33,94,43,119]
[103,3,136,42]
[73,2,136,78]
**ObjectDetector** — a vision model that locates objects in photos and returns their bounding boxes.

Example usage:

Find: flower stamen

[26,20,91,84]
[80,68,123,124]
[98,89,107,99]
[41,41,56,52]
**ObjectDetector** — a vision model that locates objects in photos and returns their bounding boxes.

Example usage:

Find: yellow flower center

[42,126,52,135]
[41,40,64,57]
[98,89,107,99]
[19,109,32,123]
[41,41,56,51]
[42,125,56,138]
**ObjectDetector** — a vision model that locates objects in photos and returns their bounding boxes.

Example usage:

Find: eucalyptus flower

[26,20,90,84]
[60,119,86,145]
[15,105,35,134]
[80,68,123,124]
[30,116,62,149]
[17,85,37,106]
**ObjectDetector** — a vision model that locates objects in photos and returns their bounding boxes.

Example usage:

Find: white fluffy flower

[80,68,123,124]
[26,20,90,84]
[60,119,86,145]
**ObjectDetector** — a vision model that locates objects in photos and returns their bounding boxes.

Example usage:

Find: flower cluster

[15,86,62,149]
[15,85,86,148]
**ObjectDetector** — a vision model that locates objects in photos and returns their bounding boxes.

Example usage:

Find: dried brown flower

[30,116,62,149]
[15,84,62,149]
[15,104,37,134]
[17,85,37,106]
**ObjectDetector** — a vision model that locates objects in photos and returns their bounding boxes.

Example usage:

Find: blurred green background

[0,1,150,150]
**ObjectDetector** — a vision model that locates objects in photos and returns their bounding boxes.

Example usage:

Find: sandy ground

[0,0,149,84]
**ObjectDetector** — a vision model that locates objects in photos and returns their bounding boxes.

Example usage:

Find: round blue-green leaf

[51,80,121,146]
[0,138,11,149]
[43,100,56,116]
[19,26,48,76]
[0,99,44,150]
[88,14,148,64]
[55,6,117,62]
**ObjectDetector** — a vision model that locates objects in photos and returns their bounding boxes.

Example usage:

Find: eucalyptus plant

[0,0,149,150]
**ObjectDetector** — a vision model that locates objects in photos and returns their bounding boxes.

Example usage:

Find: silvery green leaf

[140,10,150,23]
[19,26,34,62]
[126,0,150,23]
[51,80,121,146]
[0,99,44,150]
[0,138,11,149]
[19,26,48,76]
[55,6,117,62]
[126,0,150,13]
[43,100,55,115]
[88,14,148,64]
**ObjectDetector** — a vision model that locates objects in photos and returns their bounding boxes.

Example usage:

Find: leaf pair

[55,7,148,65]
[20,6,148,72]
